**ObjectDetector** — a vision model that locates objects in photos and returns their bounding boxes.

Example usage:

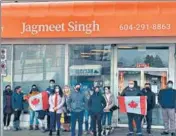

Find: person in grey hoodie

[121,80,143,136]
[67,84,87,136]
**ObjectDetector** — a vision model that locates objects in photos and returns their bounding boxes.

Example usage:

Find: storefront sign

[70,65,102,76]
[2,1,176,38]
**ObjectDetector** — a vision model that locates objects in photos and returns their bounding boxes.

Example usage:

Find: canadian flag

[118,96,147,115]
[28,91,49,111]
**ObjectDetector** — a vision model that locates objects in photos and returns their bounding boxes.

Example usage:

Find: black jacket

[88,92,106,114]
[142,88,156,111]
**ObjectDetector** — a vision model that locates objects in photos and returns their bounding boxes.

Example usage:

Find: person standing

[84,87,92,134]
[62,85,71,132]
[49,85,65,136]
[158,81,176,136]
[141,83,156,134]
[88,86,106,136]
[26,85,40,130]
[121,80,143,136]
[102,86,114,135]
[3,85,13,131]
[12,86,24,131]
[67,84,87,136]
[38,79,55,132]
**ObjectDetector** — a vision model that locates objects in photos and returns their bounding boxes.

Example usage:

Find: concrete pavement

[4,128,163,136]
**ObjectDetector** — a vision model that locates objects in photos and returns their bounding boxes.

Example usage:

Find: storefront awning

[2,1,176,38]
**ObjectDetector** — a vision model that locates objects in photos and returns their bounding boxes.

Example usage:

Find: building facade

[2,1,176,128]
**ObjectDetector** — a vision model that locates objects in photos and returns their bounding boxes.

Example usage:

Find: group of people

[122,80,176,136]
[3,79,115,136]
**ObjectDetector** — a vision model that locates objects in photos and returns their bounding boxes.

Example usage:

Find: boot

[57,130,60,136]
[16,121,21,130]
[13,121,18,131]
[49,130,52,136]
[35,125,39,130]
[29,125,33,130]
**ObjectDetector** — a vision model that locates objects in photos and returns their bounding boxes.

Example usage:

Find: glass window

[13,44,65,93]
[118,46,169,68]
[69,44,111,91]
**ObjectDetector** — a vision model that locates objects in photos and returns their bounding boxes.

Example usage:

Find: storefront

[2,1,176,128]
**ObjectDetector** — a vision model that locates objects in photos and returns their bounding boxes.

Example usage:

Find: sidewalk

[4,128,163,136]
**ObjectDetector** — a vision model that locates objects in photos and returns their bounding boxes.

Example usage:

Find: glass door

[117,68,168,127]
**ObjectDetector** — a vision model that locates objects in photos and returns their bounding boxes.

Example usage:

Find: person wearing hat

[12,86,24,131]
[158,80,176,136]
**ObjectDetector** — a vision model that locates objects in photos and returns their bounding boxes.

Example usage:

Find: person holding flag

[49,85,65,136]
[121,80,143,136]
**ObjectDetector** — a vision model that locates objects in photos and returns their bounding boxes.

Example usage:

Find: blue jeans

[127,113,142,135]
[29,110,39,125]
[50,112,61,130]
[71,111,84,136]
[102,112,113,126]
[84,110,93,131]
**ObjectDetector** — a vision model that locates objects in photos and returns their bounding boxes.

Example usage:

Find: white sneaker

[4,126,7,130]
[7,126,10,130]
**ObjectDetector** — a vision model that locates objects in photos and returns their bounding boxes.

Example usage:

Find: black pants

[4,113,12,126]
[91,113,102,136]
[38,110,50,129]
[14,110,21,122]
[146,110,152,131]
[47,113,50,129]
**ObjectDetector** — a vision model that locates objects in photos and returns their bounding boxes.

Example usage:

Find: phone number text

[119,24,171,31]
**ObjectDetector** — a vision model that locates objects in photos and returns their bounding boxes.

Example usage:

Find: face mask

[76,88,80,91]
[50,83,54,88]
[105,89,109,94]
[168,83,173,88]
[55,89,59,93]
[129,84,134,88]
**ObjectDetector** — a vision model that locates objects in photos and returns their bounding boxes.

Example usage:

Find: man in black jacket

[141,83,156,134]
[88,86,106,136]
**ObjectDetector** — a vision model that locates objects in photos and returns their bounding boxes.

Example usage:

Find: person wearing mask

[3,85,13,131]
[12,86,24,131]
[49,85,65,136]
[141,83,155,134]
[102,86,114,135]
[121,80,143,136]
[158,81,176,136]
[84,87,92,135]
[26,85,40,130]
[88,86,106,136]
[38,79,55,133]
[67,84,87,136]
[62,85,71,132]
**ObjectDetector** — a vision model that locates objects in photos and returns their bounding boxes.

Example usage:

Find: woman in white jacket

[49,85,65,136]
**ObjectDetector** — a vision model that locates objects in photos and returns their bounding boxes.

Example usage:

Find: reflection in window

[118,46,169,68]
[69,45,111,90]
[14,45,65,93]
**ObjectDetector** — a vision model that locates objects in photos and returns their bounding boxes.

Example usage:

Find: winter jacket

[103,93,114,112]
[88,92,106,114]
[49,93,65,113]
[12,91,24,111]
[3,90,13,114]
[158,88,176,109]
[121,87,142,96]
[142,88,156,111]
[67,90,87,112]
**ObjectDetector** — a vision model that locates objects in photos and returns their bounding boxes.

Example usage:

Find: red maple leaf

[31,98,40,106]
[128,100,138,108]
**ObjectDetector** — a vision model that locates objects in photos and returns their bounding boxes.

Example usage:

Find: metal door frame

[117,67,168,128]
